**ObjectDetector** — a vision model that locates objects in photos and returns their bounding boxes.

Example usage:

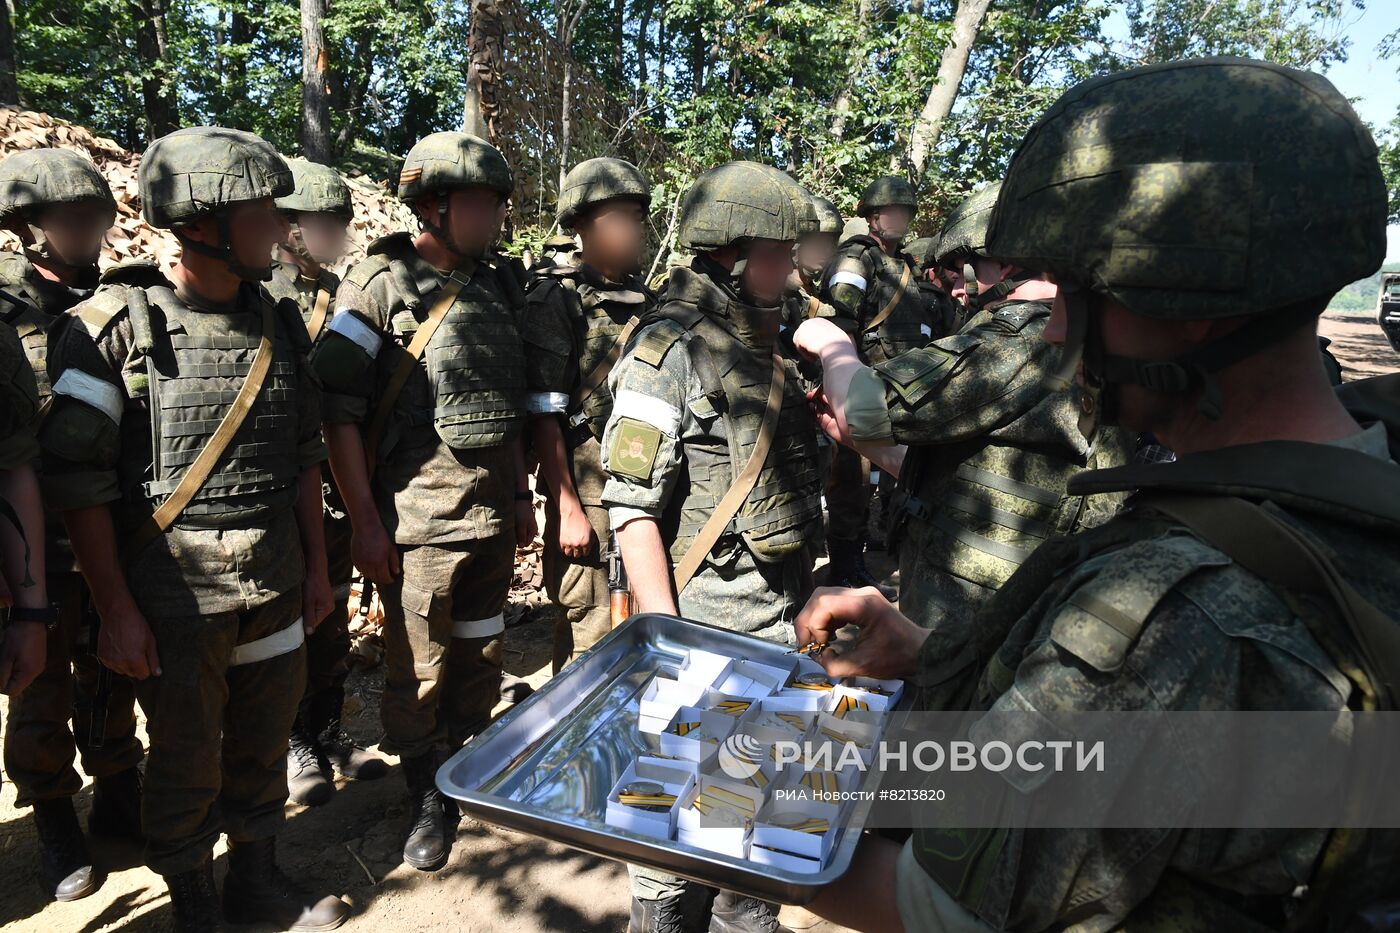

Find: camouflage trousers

[543,497,612,675]
[3,571,143,805]
[378,539,512,760]
[299,512,354,737]
[825,443,872,544]
[137,588,305,876]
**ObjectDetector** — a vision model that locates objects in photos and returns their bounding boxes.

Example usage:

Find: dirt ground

[1,309,1394,933]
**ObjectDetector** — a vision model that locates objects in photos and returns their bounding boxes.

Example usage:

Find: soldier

[309,131,534,872]
[523,157,655,673]
[903,235,963,337]
[534,232,580,271]
[795,57,1400,931]
[796,181,1132,677]
[601,160,826,933]
[40,126,349,932]
[0,148,145,901]
[266,157,389,806]
[820,175,933,564]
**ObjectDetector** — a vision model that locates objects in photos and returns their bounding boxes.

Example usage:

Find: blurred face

[577,198,647,273]
[739,238,795,305]
[972,256,1005,294]
[417,186,507,257]
[35,202,113,267]
[943,260,968,304]
[795,233,837,277]
[868,205,913,242]
[296,211,350,266]
[181,198,284,277]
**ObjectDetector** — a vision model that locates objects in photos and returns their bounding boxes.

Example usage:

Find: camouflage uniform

[897,58,1400,930]
[602,163,826,929]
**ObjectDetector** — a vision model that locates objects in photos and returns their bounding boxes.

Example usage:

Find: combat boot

[165,856,222,933]
[221,837,350,931]
[626,894,691,933]
[32,797,98,901]
[287,715,334,806]
[88,765,144,842]
[707,891,792,933]
[320,717,389,782]
[823,538,896,600]
[401,751,456,871]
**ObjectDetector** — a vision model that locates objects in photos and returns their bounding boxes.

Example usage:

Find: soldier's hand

[795,586,928,681]
[516,499,539,548]
[792,318,854,363]
[98,603,162,681]
[353,520,401,585]
[807,387,855,448]
[558,501,595,560]
[302,569,334,634]
[0,620,46,695]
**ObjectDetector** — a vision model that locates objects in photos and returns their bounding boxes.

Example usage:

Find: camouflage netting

[0,107,417,274]
[467,0,667,228]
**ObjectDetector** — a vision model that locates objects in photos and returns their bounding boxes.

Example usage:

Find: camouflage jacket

[0,250,97,399]
[38,272,326,617]
[910,403,1400,931]
[821,234,932,365]
[265,258,341,343]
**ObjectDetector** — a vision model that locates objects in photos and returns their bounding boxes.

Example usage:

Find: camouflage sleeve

[0,322,40,471]
[915,531,1342,930]
[821,244,875,328]
[309,259,392,425]
[37,301,133,510]
[295,352,327,468]
[866,313,1054,447]
[599,324,692,528]
[520,278,577,415]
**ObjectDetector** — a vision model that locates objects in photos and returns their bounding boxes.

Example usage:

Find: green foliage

[1328,263,1400,312]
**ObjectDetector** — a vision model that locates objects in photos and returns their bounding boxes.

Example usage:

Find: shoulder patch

[343,253,393,291]
[608,417,662,480]
[632,318,689,369]
[73,288,130,337]
[1050,531,1231,673]
[988,301,1049,334]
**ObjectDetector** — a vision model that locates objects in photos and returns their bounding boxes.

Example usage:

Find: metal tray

[437,612,903,904]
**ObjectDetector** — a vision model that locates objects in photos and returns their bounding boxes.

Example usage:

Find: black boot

[499,673,534,706]
[824,538,896,599]
[165,857,222,933]
[320,717,389,782]
[32,797,97,901]
[401,752,456,871]
[707,891,791,933]
[627,894,690,933]
[287,715,334,807]
[222,837,350,931]
[89,766,145,842]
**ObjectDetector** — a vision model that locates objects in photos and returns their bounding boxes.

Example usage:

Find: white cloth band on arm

[611,389,681,435]
[609,506,655,531]
[329,309,384,357]
[526,391,569,414]
[52,369,123,424]
[829,271,868,292]
[452,612,505,639]
[229,617,305,666]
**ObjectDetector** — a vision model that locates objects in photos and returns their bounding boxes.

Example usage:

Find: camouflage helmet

[987,57,1387,320]
[934,183,1000,266]
[903,237,938,273]
[397,132,513,203]
[856,176,917,216]
[139,127,292,229]
[676,161,810,251]
[0,148,116,225]
[276,157,353,220]
[557,157,650,229]
[805,193,843,236]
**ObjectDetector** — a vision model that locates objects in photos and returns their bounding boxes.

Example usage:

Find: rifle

[82,594,112,749]
[607,531,632,628]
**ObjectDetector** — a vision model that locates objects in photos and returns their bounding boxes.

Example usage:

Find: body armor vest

[646,268,825,565]
[377,237,525,450]
[134,285,302,526]
[546,264,651,445]
[0,252,92,400]
[846,236,929,365]
[894,301,1127,589]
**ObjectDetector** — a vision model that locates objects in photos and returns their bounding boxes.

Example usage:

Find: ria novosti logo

[717,733,766,780]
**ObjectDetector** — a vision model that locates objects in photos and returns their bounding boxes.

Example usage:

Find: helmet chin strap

[967,268,1034,311]
[1054,284,1323,425]
[176,212,273,282]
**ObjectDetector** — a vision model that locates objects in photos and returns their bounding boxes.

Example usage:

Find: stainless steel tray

[437,612,903,904]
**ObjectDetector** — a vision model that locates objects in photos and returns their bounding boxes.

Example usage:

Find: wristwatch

[7,605,58,631]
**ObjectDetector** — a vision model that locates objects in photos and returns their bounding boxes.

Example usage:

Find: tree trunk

[332,29,374,155]
[905,0,992,179]
[558,0,589,192]
[0,0,18,106]
[131,0,179,141]
[830,0,876,141]
[611,0,624,89]
[464,0,505,140]
[300,0,332,162]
